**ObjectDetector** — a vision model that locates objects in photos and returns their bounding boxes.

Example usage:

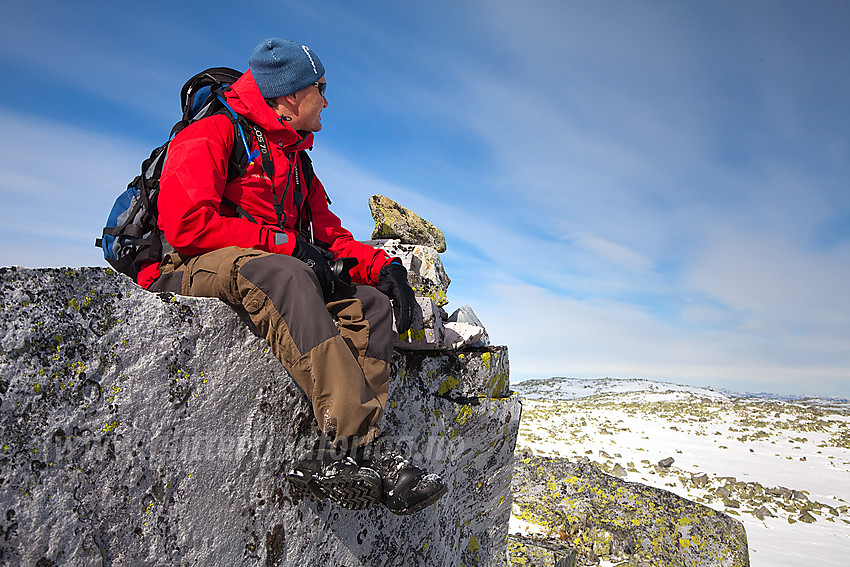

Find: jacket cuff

[269,229,296,255]
[369,253,396,283]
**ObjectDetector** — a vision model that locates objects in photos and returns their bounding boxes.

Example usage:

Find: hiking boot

[358,452,448,515]
[287,446,381,511]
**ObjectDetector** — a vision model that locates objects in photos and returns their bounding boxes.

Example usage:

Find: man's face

[286,79,328,132]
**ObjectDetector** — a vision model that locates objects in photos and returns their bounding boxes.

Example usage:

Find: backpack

[96,67,315,279]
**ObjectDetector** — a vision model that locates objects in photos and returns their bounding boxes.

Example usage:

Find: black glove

[291,237,335,299]
[376,262,416,334]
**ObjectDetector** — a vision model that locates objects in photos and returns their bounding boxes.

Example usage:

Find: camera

[331,257,358,289]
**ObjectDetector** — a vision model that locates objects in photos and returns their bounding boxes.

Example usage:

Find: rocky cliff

[0,267,519,566]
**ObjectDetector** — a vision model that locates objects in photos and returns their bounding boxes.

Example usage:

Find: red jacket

[138,69,393,288]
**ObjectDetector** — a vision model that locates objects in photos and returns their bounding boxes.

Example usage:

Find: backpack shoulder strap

[299,149,315,191]
[292,150,316,239]
[220,112,275,182]
[225,114,250,183]
[214,121,317,237]
[217,113,272,225]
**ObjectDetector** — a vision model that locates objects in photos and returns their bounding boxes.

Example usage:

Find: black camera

[331,257,358,289]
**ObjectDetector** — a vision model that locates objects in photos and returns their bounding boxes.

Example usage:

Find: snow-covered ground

[512,377,850,567]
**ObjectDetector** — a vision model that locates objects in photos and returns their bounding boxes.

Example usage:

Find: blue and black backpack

[96,67,314,279]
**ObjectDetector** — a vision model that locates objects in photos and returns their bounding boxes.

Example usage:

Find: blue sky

[2,1,848,396]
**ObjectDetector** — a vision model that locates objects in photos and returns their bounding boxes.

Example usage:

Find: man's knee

[239,253,337,351]
[239,254,322,299]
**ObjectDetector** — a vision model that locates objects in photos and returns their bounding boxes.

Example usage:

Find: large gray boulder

[511,455,750,567]
[0,267,519,566]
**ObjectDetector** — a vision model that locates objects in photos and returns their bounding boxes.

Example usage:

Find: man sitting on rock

[137,37,447,515]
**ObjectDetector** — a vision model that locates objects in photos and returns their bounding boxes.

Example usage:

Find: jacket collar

[225,69,314,152]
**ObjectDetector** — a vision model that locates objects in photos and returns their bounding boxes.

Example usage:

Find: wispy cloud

[687,227,850,333]
[0,109,148,267]
[474,280,848,396]
[1,0,847,395]
[356,0,850,394]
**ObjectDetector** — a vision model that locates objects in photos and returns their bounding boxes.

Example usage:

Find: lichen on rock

[511,455,750,567]
[369,195,446,253]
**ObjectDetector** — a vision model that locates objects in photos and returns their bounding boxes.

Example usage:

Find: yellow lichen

[481,352,492,369]
[438,376,460,395]
[399,329,427,342]
[456,406,473,425]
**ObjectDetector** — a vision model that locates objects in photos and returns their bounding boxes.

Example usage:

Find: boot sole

[287,468,381,511]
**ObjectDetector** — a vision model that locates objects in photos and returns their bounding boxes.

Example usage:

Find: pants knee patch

[239,254,337,355]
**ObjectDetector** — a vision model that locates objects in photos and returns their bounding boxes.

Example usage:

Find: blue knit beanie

[249,38,325,98]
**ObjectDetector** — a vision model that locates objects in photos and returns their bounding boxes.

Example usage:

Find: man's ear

[283,93,298,106]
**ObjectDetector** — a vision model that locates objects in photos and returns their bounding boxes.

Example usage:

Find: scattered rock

[394,296,446,349]
[768,486,792,499]
[444,320,489,350]
[657,457,675,468]
[611,463,627,479]
[753,506,774,520]
[691,473,709,487]
[448,305,484,327]
[394,297,489,351]
[369,195,446,252]
[799,511,817,524]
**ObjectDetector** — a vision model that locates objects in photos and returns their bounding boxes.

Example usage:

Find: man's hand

[291,238,335,299]
[376,262,416,334]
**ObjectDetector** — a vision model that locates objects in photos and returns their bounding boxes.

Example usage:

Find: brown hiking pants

[149,246,393,445]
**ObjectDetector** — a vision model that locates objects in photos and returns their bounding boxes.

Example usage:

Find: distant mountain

[716,389,850,410]
[512,376,729,402]
[512,376,850,409]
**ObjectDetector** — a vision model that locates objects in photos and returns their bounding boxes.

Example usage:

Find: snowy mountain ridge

[513,376,850,410]
[513,376,727,402]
